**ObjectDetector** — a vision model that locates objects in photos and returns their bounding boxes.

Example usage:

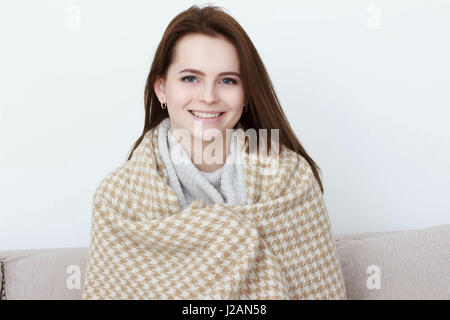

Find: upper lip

[189,110,225,114]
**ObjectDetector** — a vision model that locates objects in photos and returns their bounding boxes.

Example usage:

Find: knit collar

[157,117,247,209]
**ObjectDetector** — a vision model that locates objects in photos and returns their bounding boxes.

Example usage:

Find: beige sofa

[1,224,449,300]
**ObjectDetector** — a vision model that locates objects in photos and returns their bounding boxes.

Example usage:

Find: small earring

[161,101,167,109]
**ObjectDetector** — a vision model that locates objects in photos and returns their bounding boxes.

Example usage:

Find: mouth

[188,110,226,122]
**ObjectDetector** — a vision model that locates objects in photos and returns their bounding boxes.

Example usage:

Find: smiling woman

[152,33,248,170]
[125,6,324,189]
[82,4,347,300]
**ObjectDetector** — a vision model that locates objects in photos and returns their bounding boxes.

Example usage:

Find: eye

[181,76,237,85]
[222,78,237,85]
[181,75,197,83]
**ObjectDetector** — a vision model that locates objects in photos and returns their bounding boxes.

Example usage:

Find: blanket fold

[82,120,347,299]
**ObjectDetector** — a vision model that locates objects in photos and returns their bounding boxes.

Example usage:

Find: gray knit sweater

[157,117,247,210]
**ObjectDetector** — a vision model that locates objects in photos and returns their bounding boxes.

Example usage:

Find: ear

[153,76,166,102]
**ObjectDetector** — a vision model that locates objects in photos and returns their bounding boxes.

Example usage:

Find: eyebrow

[179,68,241,78]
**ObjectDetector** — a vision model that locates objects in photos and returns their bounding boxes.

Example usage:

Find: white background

[1,0,449,250]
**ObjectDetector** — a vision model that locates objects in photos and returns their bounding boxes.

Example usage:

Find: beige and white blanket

[82,122,347,299]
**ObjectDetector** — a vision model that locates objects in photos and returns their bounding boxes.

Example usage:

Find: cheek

[167,83,194,108]
[223,90,246,110]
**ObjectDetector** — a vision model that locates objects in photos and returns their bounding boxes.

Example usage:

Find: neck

[192,136,231,173]
[172,129,233,173]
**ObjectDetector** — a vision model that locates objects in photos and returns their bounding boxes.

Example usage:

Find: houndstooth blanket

[81,121,347,299]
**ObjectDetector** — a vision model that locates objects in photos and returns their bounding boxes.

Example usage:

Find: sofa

[1,223,449,300]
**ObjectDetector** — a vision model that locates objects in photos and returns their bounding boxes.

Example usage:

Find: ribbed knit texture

[157,117,247,210]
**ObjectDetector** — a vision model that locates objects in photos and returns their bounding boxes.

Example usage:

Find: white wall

[1,0,449,250]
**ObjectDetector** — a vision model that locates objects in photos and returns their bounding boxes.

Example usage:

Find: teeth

[191,111,222,118]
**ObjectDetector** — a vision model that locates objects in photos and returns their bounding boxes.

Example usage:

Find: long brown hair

[126,4,324,193]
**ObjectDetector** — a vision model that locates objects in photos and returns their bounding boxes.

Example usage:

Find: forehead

[171,34,240,73]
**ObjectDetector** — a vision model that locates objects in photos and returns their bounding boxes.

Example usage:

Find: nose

[199,82,219,104]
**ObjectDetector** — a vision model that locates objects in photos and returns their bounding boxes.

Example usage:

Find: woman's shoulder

[276,146,318,189]
[91,161,132,205]
[270,144,314,175]
[92,127,159,200]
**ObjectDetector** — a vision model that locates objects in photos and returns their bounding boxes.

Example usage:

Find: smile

[189,110,225,122]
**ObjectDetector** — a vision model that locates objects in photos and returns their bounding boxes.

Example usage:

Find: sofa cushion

[0,247,88,300]
[1,224,449,300]
[334,224,450,299]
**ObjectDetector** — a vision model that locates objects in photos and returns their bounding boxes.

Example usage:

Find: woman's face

[154,33,247,144]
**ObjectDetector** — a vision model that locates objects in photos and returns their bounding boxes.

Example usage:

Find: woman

[82,4,347,300]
